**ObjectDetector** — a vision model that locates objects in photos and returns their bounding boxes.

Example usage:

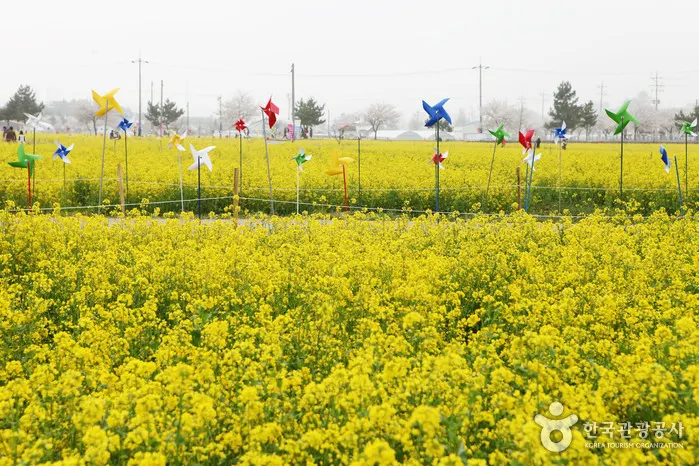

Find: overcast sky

[3,0,698,125]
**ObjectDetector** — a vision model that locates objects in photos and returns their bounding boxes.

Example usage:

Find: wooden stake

[233,167,240,225]
[117,163,125,214]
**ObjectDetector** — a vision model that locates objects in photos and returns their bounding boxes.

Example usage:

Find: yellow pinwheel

[327,155,355,212]
[92,88,123,117]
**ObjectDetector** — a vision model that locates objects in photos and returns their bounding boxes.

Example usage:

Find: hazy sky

[3,0,698,125]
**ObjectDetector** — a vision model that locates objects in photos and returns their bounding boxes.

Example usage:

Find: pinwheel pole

[484,141,498,210]
[524,151,537,213]
[124,129,129,201]
[685,133,689,200]
[357,135,361,205]
[197,153,201,221]
[620,116,624,201]
[674,155,684,211]
[435,124,440,212]
[558,142,563,213]
[178,148,185,212]
[98,101,109,214]
[32,129,37,199]
[239,131,243,188]
[342,164,350,213]
[27,164,32,207]
[261,109,275,215]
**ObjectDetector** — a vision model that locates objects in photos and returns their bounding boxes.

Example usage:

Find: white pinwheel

[187,143,215,172]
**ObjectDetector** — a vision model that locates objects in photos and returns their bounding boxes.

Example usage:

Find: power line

[131,54,149,136]
[597,82,607,115]
[472,59,489,131]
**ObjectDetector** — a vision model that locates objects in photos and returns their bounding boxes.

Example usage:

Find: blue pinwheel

[660,145,684,210]
[118,117,133,132]
[554,121,567,144]
[53,141,74,164]
[422,98,452,127]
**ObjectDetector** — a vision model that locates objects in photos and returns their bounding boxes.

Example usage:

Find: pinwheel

[660,145,683,211]
[168,129,188,212]
[187,143,215,220]
[484,124,511,209]
[679,118,696,199]
[92,88,123,213]
[327,156,355,213]
[605,101,639,200]
[519,129,539,212]
[117,117,133,201]
[431,150,448,170]
[422,97,451,213]
[291,148,312,214]
[24,112,44,198]
[261,97,279,214]
[8,144,42,207]
[553,121,567,213]
[53,141,74,198]
[234,119,247,187]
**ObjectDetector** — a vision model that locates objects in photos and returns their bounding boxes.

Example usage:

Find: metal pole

[138,57,142,136]
[32,129,36,201]
[675,155,684,211]
[261,108,275,214]
[218,96,223,138]
[178,149,184,212]
[484,142,497,210]
[686,133,689,200]
[558,143,562,213]
[98,101,109,214]
[620,116,624,201]
[124,131,129,201]
[296,168,300,214]
[436,124,440,212]
[197,153,201,221]
[357,136,361,205]
[160,80,164,150]
[291,63,295,141]
[239,133,243,188]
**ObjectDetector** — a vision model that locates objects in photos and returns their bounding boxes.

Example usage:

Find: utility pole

[597,82,607,115]
[651,71,663,111]
[291,63,296,141]
[186,102,190,131]
[131,53,149,136]
[160,80,164,138]
[540,91,546,121]
[518,96,526,132]
[472,59,489,131]
[218,96,223,138]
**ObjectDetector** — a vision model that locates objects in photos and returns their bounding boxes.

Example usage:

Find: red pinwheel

[431,150,448,170]
[519,129,535,154]
[261,98,279,129]
[234,119,247,132]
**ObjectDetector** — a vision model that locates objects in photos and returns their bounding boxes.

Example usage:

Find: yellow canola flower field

[0,136,697,216]
[0,210,697,464]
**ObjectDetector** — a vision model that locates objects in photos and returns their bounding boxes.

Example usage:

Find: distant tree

[408,111,423,131]
[160,99,185,131]
[579,101,598,141]
[144,101,162,130]
[546,81,582,131]
[428,119,453,132]
[223,91,257,123]
[1,85,44,124]
[295,97,326,137]
[72,100,99,134]
[365,103,400,139]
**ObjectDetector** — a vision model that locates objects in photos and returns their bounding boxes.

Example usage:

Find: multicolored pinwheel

[8,144,42,207]
[431,150,448,170]
[292,148,312,170]
[53,142,73,164]
[554,121,567,144]
[489,124,510,147]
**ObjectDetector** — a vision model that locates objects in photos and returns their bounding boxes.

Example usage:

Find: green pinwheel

[605,100,640,135]
[606,100,640,200]
[8,143,42,207]
[488,124,510,146]
[292,148,312,214]
[484,124,511,210]
[679,118,696,199]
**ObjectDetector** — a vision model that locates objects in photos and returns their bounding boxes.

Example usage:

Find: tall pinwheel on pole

[234,118,247,188]
[167,129,188,212]
[291,148,312,214]
[92,89,124,213]
[519,129,539,212]
[118,117,133,200]
[24,112,43,200]
[679,118,696,200]
[327,155,355,213]
[52,141,74,201]
[422,98,452,213]
[553,121,567,213]
[605,100,639,201]
[187,143,215,221]
[484,124,510,210]
[8,144,42,208]
[261,98,279,215]
[660,145,683,212]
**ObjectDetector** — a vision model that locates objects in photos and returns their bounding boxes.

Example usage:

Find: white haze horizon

[2,0,698,127]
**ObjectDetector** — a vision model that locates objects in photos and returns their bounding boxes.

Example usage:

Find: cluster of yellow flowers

[0,136,696,216]
[0,209,697,464]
